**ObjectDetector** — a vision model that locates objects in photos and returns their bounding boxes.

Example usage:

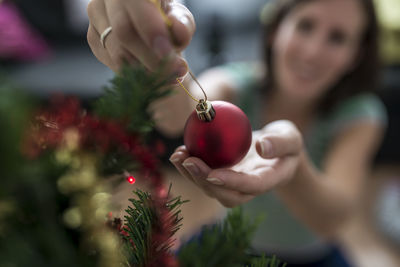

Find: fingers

[207,168,269,195]
[256,120,303,159]
[169,146,195,183]
[87,0,110,35]
[182,155,299,196]
[181,157,255,207]
[87,0,193,77]
[104,0,160,71]
[169,147,255,206]
[167,3,196,50]
[87,0,118,70]
[123,0,193,71]
[87,24,116,70]
[170,149,216,197]
[126,0,174,58]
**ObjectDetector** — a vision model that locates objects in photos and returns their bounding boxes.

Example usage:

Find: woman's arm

[276,121,385,238]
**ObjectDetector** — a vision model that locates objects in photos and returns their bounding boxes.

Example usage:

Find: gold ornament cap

[196,99,216,122]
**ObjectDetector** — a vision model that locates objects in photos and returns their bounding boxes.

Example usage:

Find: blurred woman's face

[272,0,366,101]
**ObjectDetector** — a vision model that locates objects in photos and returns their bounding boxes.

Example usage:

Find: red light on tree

[126,175,136,184]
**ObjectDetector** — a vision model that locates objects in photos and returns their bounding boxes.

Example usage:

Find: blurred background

[0,0,399,266]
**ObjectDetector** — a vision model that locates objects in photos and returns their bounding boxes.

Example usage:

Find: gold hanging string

[175,75,198,102]
[176,71,208,102]
[149,0,207,103]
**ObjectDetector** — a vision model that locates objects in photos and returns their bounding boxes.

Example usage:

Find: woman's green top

[222,61,387,257]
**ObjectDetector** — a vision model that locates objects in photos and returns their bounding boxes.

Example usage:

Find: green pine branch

[94,63,173,135]
[177,207,257,267]
[248,254,287,267]
[122,187,188,266]
[178,208,284,267]
[0,76,35,183]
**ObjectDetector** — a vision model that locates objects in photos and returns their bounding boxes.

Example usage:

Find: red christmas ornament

[184,100,252,168]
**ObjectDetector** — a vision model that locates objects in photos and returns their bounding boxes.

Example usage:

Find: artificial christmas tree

[0,65,284,267]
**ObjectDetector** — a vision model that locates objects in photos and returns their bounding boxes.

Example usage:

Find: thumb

[255,120,303,159]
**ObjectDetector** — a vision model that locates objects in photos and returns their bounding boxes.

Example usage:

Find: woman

[87,0,387,265]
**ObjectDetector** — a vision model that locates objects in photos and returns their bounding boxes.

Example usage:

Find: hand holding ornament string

[87,0,193,75]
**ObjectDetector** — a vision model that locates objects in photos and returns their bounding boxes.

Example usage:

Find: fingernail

[170,8,195,35]
[169,154,180,163]
[173,56,188,78]
[153,35,173,58]
[174,76,185,84]
[179,15,190,26]
[178,15,195,34]
[176,65,188,78]
[182,162,201,178]
[206,177,225,186]
[261,139,273,157]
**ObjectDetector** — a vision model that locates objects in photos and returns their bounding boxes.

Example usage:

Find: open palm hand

[169,120,303,207]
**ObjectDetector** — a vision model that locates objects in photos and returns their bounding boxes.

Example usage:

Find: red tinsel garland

[23,95,178,266]
[23,95,163,188]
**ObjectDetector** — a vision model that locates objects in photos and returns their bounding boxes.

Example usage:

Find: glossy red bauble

[183,101,252,168]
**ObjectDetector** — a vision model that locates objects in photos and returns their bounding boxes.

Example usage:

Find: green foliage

[0,77,35,184]
[94,63,173,134]
[177,207,260,267]
[0,84,97,266]
[99,149,140,177]
[249,254,287,267]
[122,187,188,266]
[121,191,286,267]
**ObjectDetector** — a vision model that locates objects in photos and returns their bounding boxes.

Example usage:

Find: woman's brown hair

[261,0,380,114]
